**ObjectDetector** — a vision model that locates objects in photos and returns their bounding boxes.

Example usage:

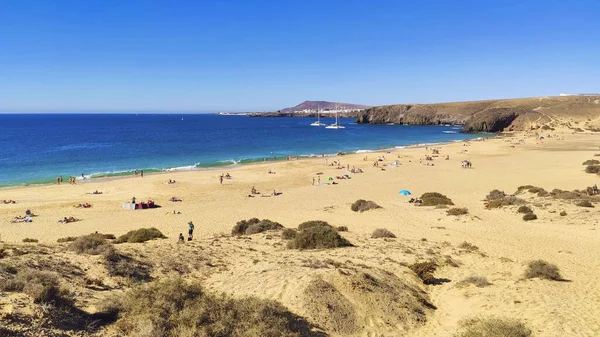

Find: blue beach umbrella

[398,190,411,196]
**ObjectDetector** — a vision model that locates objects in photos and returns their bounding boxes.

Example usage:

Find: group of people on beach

[134,170,144,178]
[218,173,232,184]
[178,221,195,242]
[55,176,78,184]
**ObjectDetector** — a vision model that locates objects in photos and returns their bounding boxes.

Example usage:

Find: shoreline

[0,134,493,190]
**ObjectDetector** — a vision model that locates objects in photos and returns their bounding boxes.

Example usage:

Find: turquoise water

[0,114,487,187]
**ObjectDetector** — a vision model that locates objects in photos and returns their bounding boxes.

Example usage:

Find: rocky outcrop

[356,95,600,133]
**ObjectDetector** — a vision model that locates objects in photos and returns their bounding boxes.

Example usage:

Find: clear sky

[0,0,598,112]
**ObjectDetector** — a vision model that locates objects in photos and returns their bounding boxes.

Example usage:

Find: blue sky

[0,0,598,112]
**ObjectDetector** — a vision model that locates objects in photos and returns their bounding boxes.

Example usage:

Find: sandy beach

[2,131,600,336]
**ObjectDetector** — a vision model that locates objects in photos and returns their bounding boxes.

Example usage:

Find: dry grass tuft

[585,165,600,174]
[0,269,72,305]
[115,228,167,243]
[421,192,454,206]
[456,316,532,337]
[486,195,526,209]
[22,238,38,243]
[103,247,152,282]
[336,226,348,232]
[371,228,396,239]
[57,236,78,243]
[457,276,492,288]
[350,199,382,212]
[409,261,438,284]
[576,200,594,208]
[524,260,562,281]
[446,208,468,216]
[100,277,318,337]
[583,159,600,165]
[486,189,506,200]
[458,241,479,252]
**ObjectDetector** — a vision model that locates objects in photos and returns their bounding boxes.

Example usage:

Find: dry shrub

[576,200,594,208]
[421,192,454,206]
[22,238,38,243]
[517,205,532,214]
[409,261,437,284]
[446,208,468,216]
[456,316,532,337]
[281,228,297,240]
[371,228,396,238]
[486,189,505,200]
[457,276,492,288]
[57,236,77,243]
[115,228,166,243]
[103,247,152,282]
[68,233,113,255]
[0,269,71,305]
[583,159,600,165]
[560,211,567,216]
[551,189,582,200]
[336,226,348,232]
[297,220,331,230]
[522,213,537,221]
[102,277,316,337]
[287,222,352,250]
[100,233,116,240]
[232,218,283,235]
[585,165,600,174]
[525,260,562,280]
[486,196,525,209]
[528,187,545,194]
[458,241,479,252]
[350,199,381,212]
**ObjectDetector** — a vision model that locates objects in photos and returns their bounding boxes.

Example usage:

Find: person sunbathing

[169,197,183,202]
[225,173,232,179]
[3,200,17,204]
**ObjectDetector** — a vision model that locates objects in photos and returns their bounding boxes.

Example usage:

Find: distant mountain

[279,101,371,113]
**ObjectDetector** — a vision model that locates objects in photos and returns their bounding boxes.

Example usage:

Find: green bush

[102,278,316,337]
[446,208,468,216]
[115,228,167,243]
[281,228,297,240]
[525,260,562,280]
[371,228,396,238]
[522,213,537,221]
[456,316,532,337]
[287,225,352,250]
[350,199,381,212]
[421,192,454,206]
[409,261,437,284]
[68,233,113,255]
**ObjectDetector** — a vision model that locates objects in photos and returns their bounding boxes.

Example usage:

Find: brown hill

[356,95,600,132]
[280,100,371,113]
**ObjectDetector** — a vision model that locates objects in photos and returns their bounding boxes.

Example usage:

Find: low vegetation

[486,195,525,209]
[22,238,38,243]
[0,269,71,305]
[103,247,152,282]
[525,260,562,280]
[486,189,505,201]
[115,228,167,243]
[232,218,284,235]
[457,276,492,288]
[68,233,113,255]
[281,228,297,240]
[522,213,537,221]
[57,236,77,243]
[576,200,594,208]
[350,199,381,212]
[287,221,352,250]
[456,316,532,337]
[585,165,600,174]
[446,207,468,216]
[371,228,396,238]
[582,159,600,165]
[458,241,479,252]
[336,226,348,232]
[560,211,567,216]
[517,205,532,214]
[409,261,437,284]
[100,277,316,337]
[421,192,454,206]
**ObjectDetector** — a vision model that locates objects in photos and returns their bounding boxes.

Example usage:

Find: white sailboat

[310,106,325,126]
[325,104,345,129]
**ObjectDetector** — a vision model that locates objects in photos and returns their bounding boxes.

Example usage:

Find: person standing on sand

[312,177,315,185]
[188,221,194,241]
[141,170,144,178]
[318,176,320,184]
[219,175,223,184]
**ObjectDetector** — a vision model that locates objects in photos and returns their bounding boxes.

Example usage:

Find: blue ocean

[0,114,486,187]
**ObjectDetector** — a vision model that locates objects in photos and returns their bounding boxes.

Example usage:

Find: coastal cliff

[356,95,600,133]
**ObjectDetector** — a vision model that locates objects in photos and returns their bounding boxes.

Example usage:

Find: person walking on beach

[188,221,194,241]
[312,177,315,185]
[140,170,144,178]
[219,175,223,184]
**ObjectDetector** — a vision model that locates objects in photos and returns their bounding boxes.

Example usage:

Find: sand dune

[2,128,600,336]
